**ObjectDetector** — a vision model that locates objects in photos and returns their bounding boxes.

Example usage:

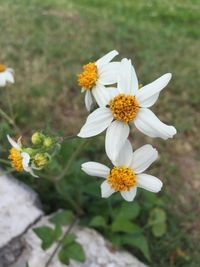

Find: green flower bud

[43,137,54,148]
[22,147,36,157]
[33,153,49,168]
[31,132,44,145]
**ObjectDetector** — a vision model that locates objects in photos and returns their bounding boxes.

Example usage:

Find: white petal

[131,144,158,173]
[26,167,39,178]
[81,162,110,178]
[6,68,14,73]
[4,70,15,84]
[117,58,133,95]
[105,120,130,162]
[21,153,39,178]
[78,107,113,138]
[21,152,31,169]
[92,83,118,107]
[7,135,21,150]
[17,136,22,147]
[136,73,172,107]
[101,180,115,198]
[134,108,177,140]
[96,50,119,69]
[85,90,93,111]
[137,93,160,108]
[121,187,137,202]
[136,173,163,193]
[114,139,133,167]
[130,63,139,95]
[98,62,120,85]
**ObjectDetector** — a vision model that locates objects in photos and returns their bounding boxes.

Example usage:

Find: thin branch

[44,216,79,267]
[55,139,88,182]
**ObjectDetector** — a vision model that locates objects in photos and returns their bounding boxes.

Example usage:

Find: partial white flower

[78,50,120,111]
[7,135,38,177]
[0,64,14,87]
[78,58,177,160]
[81,141,162,202]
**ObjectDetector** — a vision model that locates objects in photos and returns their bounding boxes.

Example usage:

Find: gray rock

[0,171,147,267]
[0,170,43,266]
[13,216,148,267]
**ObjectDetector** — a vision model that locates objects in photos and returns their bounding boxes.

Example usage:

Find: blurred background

[0,0,199,266]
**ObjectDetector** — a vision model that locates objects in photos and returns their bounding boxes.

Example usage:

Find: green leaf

[54,224,62,239]
[60,242,85,263]
[148,208,167,225]
[33,225,62,250]
[111,217,142,234]
[142,191,164,209]
[117,202,140,220]
[62,233,76,246]
[122,234,151,261]
[58,248,70,265]
[152,222,167,237]
[108,234,122,247]
[50,210,74,226]
[89,216,107,228]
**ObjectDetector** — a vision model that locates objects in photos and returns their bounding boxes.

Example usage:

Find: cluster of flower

[7,132,55,177]
[0,65,57,177]
[78,50,177,202]
[0,50,177,202]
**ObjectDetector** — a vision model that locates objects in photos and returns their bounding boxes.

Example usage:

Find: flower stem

[55,139,89,182]
[0,108,20,134]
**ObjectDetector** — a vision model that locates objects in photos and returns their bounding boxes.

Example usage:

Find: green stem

[0,158,10,165]
[55,182,84,216]
[55,139,89,182]
[6,89,21,133]
[0,108,20,134]
[44,216,79,267]
[0,108,15,125]
[108,198,114,219]
[56,135,78,143]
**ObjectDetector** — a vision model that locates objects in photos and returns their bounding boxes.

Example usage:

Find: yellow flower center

[109,93,139,123]
[8,148,23,172]
[0,64,6,73]
[108,166,136,191]
[78,62,98,90]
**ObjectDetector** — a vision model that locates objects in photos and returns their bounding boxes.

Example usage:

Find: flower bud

[23,147,36,157]
[43,137,54,148]
[31,132,44,145]
[33,153,49,168]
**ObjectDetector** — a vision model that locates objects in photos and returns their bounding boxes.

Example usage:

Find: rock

[0,171,147,267]
[13,216,148,267]
[0,170,43,266]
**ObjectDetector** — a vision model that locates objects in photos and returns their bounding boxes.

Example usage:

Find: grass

[0,0,200,266]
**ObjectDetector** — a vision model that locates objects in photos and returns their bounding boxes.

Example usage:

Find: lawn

[0,0,199,266]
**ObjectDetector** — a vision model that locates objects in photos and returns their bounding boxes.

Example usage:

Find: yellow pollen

[109,93,139,123]
[0,64,6,72]
[8,148,23,172]
[108,166,136,191]
[78,62,98,90]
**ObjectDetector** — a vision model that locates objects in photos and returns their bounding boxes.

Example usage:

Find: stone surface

[0,170,43,266]
[12,216,148,267]
[0,171,147,267]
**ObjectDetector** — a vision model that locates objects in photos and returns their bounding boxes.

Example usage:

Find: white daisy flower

[78,58,177,160]
[81,141,162,202]
[78,50,120,111]
[0,64,14,87]
[7,135,38,177]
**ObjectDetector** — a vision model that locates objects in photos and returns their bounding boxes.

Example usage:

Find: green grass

[0,0,200,266]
